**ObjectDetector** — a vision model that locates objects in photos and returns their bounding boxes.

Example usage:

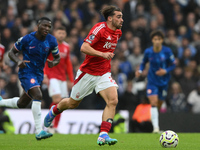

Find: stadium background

[1,0,200,132]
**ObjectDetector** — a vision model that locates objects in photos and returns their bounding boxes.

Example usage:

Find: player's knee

[53,98,61,104]
[66,98,80,109]
[107,97,118,107]
[32,93,43,101]
[150,101,158,107]
[52,95,62,104]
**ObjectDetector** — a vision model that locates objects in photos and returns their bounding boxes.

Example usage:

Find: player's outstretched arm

[47,54,60,68]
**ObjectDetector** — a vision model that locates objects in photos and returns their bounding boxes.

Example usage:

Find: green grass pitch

[0,133,200,150]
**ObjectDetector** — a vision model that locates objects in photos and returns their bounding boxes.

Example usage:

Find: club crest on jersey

[44,47,50,52]
[30,78,36,84]
[147,89,152,94]
[89,34,95,40]
[76,92,80,99]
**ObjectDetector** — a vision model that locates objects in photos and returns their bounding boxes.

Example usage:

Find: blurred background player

[0,107,15,134]
[0,17,60,140]
[0,33,5,68]
[135,30,176,133]
[44,26,74,133]
[130,96,153,133]
[44,5,123,146]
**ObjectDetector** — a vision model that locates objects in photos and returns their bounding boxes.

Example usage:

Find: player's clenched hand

[18,60,30,68]
[47,59,54,68]
[135,70,141,78]
[156,68,167,76]
[101,52,115,60]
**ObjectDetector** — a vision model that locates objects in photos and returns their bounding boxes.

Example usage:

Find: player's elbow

[80,42,88,53]
[8,47,16,60]
[80,45,85,53]
[8,50,13,60]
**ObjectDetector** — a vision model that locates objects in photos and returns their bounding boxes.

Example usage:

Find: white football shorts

[71,69,118,101]
[48,78,69,98]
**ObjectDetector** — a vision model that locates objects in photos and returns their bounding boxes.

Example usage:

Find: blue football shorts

[146,83,168,100]
[19,73,43,93]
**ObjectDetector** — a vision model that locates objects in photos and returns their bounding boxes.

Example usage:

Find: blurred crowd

[1,0,200,114]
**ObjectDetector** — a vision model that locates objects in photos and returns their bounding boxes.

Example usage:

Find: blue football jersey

[139,46,176,86]
[14,31,59,76]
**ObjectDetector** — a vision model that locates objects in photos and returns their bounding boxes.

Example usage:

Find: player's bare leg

[0,91,32,108]
[158,100,164,110]
[44,97,81,127]
[100,87,118,121]
[148,95,160,133]
[97,86,118,146]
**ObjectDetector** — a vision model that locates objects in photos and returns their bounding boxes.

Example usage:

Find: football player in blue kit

[135,30,176,133]
[0,17,60,140]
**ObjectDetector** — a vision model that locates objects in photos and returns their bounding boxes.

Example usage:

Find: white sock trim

[99,132,108,136]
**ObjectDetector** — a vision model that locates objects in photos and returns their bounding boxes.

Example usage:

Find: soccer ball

[159,130,179,148]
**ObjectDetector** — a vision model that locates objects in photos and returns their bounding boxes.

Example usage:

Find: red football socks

[100,121,112,133]
[52,104,62,115]
[53,113,61,128]
[50,102,61,128]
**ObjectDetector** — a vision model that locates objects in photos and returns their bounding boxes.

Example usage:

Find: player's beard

[112,20,122,29]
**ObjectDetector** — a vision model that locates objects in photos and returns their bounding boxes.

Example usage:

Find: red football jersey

[44,41,74,82]
[0,44,5,62]
[79,22,122,76]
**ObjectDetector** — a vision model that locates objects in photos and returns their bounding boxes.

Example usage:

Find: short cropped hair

[37,17,51,24]
[150,30,164,39]
[101,5,122,21]
[55,26,66,31]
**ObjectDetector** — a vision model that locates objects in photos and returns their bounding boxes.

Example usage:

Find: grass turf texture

[0,133,199,150]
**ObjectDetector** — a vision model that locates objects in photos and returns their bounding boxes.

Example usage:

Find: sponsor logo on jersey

[30,78,36,84]
[29,46,35,49]
[107,36,111,40]
[103,42,117,49]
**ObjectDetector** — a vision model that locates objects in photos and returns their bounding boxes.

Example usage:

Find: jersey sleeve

[51,37,59,55]
[84,24,103,46]
[139,49,149,72]
[165,48,176,73]
[0,47,5,61]
[14,35,29,51]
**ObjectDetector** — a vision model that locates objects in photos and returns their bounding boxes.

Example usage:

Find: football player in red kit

[44,5,123,146]
[44,26,74,133]
[0,34,5,68]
